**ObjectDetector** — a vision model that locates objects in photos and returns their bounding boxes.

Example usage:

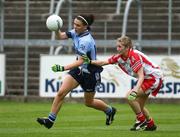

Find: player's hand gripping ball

[46,14,63,31]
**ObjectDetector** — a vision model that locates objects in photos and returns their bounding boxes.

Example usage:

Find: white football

[46,14,63,31]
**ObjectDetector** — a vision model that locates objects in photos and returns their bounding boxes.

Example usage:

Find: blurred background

[0,0,179,100]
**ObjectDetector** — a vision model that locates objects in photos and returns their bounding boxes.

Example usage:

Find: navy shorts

[68,67,101,92]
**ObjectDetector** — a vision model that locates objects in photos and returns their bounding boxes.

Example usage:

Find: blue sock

[48,112,56,122]
[105,106,112,115]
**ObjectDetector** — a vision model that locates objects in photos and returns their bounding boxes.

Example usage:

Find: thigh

[58,74,79,94]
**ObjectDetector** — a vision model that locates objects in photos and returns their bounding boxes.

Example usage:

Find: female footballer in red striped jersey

[83,35,163,131]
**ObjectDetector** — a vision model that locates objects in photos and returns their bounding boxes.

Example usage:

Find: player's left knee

[84,100,93,107]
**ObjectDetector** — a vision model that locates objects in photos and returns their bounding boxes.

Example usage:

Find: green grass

[0,100,180,137]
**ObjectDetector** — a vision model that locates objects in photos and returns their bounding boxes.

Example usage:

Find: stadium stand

[1,0,180,95]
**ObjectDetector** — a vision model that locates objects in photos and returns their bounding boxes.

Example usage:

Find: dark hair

[76,14,94,30]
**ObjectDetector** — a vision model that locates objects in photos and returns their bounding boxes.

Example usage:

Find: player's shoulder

[80,35,95,45]
[129,49,142,57]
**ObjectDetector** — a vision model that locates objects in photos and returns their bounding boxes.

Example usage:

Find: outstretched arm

[52,56,84,72]
[82,55,109,66]
[64,57,84,70]
[91,60,109,66]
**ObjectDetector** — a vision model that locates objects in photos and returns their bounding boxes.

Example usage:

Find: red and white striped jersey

[108,49,163,79]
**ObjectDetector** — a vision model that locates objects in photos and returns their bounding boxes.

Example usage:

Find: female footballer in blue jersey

[37,14,116,129]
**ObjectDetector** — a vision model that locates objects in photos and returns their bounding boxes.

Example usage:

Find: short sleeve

[66,29,76,39]
[131,53,142,73]
[66,31,72,38]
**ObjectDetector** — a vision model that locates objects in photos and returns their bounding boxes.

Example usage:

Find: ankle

[104,106,112,115]
[136,112,146,122]
[147,118,155,127]
[48,112,56,122]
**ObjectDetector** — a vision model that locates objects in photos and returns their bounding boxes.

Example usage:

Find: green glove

[127,91,137,101]
[52,64,64,72]
[82,55,91,64]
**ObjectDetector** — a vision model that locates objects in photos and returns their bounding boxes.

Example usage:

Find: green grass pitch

[0,100,180,137]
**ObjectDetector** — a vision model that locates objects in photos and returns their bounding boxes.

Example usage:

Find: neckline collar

[121,48,131,60]
[78,30,89,37]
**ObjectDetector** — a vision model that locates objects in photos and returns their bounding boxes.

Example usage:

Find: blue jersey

[66,29,101,73]
[66,29,96,60]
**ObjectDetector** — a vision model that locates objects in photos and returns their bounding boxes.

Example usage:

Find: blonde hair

[117,36,133,48]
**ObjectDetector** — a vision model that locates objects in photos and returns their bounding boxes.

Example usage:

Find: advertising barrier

[0,54,5,96]
[40,55,180,98]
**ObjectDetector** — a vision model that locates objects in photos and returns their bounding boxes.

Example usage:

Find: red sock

[147,118,154,128]
[136,112,145,122]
